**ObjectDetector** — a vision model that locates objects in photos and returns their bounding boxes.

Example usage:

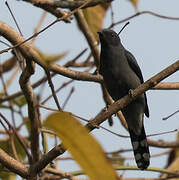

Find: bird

[98,28,150,170]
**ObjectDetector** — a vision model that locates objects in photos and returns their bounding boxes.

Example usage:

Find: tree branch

[0,21,178,88]
[44,168,84,180]
[148,139,179,148]
[30,60,179,174]
[0,0,94,55]
[86,60,179,131]
[22,0,72,22]
[19,57,40,167]
[0,148,28,178]
[30,144,66,175]
[109,10,179,28]
[23,0,113,9]
[74,10,100,67]
[152,82,179,90]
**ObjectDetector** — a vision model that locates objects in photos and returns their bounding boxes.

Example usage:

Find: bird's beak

[97,30,104,40]
[97,30,103,35]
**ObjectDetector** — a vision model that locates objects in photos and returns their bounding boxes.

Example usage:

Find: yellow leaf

[44,111,117,180]
[110,152,125,166]
[167,132,179,167]
[36,48,68,65]
[129,0,139,10]
[0,56,17,74]
[82,3,110,40]
[0,171,16,180]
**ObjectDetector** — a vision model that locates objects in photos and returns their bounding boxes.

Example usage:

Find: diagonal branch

[23,0,113,9]
[0,0,93,55]
[0,21,179,88]
[86,60,179,131]
[31,60,179,174]
[152,82,179,90]
[0,148,28,178]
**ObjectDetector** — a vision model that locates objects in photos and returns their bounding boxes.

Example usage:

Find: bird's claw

[128,89,134,98]
[102,106,108,112]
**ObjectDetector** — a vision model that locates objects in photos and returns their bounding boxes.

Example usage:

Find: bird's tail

[128,126,150,170]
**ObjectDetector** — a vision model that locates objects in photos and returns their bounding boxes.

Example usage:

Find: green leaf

[0,136,27,180]
[24,117,30,134]
[0,137,27,161]
[0,104,11,109]
[13,96,27,107]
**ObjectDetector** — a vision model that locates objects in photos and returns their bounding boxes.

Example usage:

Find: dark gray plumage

[98,29,150,170]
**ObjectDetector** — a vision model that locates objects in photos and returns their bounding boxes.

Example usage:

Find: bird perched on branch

[98,27,150,170]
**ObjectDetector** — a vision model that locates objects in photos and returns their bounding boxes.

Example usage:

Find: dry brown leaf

[82,3,110,40]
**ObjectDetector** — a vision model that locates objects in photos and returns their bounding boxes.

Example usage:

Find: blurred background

[0,0,179,179]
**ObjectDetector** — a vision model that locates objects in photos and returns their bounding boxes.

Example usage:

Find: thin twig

[109,10,179,28]
[0,0,93,55]
[0,62,16,127]
[41,79,73,105]
[5,1,23,36]
[163,110,179,120]
[62,87,75,109]
[45,167,85,180]
[147,129,177,137]
[69,166,179,178]
[0,112,32,162]
[44,69,61,110]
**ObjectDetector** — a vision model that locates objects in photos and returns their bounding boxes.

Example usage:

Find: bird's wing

[125,50,149,117]
[125,50,144,83]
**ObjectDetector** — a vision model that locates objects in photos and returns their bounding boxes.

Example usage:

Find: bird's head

[98,29,121,47]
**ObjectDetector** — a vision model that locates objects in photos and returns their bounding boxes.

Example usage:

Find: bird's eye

[111,33,115,38]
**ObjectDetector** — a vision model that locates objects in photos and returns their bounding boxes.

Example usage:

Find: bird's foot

[102,106,108,112]
[92,69,98,75]
[108,117,113,126]
[128,89,134,98]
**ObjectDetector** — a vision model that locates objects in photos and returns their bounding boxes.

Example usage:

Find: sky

[0,0,179,179]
